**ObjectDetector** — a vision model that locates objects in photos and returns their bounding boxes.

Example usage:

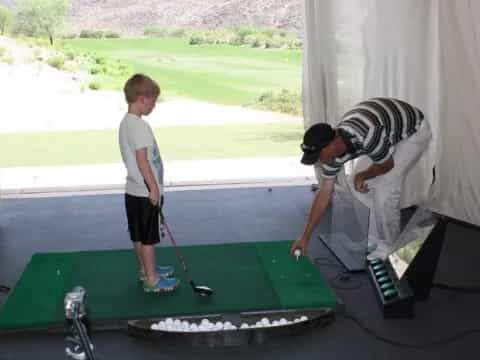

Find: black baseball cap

[300,123,335,165]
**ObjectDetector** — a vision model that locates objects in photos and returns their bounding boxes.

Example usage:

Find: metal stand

[65,287,96,360]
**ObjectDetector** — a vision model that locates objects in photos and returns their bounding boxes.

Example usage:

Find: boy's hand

[149,188,159,206]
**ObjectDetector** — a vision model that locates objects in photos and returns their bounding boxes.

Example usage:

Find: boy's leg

[141,244,158,286]
[134,242,145,273]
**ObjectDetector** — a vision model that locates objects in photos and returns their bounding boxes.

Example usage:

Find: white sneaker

[366,243,378,254]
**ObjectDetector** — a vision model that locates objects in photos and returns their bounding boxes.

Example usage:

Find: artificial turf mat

[0,241,339,331]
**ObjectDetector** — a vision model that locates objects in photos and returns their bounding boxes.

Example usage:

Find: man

[291,97,432,260]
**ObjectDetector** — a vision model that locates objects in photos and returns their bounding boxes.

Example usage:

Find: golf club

[158,199,214,297]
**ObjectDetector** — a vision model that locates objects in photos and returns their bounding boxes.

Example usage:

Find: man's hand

[291,237,308,257]
[354,173,369,193]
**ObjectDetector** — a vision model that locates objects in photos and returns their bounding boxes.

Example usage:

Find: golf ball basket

[127,308,335,347]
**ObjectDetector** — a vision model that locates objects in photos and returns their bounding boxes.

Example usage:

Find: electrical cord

[343,312,480,348]
[434,283,480,293]
[314,257,480,347]
[313,257,363,290]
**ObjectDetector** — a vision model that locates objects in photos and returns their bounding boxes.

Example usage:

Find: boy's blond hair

[123,74,160,104]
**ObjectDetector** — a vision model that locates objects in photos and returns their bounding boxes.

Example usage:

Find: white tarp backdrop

[302,0,480,226]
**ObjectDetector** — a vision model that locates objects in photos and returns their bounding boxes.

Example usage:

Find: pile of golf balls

[150,316,309,332]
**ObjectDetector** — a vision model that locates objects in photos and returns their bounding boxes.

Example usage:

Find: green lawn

[63,38,302,106]
[0,123,303,167]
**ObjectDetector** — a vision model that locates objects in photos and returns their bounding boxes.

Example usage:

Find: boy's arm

[136,148,160,206]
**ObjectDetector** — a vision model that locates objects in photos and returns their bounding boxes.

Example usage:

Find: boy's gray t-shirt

[119,113,164,198]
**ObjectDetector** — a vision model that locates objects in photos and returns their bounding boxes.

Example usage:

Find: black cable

[434,284,480,293]
[313,257,363,290]
[343,312,480,348]
[330,272,363,290]
[313,258,480,347]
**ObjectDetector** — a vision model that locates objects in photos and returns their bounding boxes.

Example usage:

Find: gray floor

[1,185,479,360]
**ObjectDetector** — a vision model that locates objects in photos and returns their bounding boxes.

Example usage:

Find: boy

[119,73,179,293]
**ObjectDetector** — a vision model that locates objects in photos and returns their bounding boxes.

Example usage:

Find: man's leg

[370,120,432,253]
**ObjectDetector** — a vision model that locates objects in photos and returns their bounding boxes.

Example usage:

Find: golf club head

[190,281,214,297]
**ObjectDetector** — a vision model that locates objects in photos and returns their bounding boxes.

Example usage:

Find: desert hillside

[0,0,303,36]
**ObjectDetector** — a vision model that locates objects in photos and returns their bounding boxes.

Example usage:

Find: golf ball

[294,249,301,257]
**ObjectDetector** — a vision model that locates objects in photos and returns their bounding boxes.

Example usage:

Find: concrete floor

[1,185,479,359]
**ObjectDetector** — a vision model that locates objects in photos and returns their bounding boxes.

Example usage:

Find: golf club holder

[64,286,96,360]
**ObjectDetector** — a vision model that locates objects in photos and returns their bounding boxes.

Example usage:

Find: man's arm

[291,178,335,255]
[354,156,394,192]
[136,148,160,205]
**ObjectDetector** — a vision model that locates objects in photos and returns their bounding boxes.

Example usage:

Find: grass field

[63,38,302,106]
[0,123,303,167]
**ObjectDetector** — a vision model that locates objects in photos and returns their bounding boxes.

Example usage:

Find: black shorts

[125,194,160,245]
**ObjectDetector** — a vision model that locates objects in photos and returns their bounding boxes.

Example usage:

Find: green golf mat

[0,241,339,331]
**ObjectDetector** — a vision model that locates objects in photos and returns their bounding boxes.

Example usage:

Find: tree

[13,0,70,45]
[0,5,13,35]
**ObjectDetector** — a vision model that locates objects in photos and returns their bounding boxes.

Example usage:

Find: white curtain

[427,1,480,225]
[302,0,480,226]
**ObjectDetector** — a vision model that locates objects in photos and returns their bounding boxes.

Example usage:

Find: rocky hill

[0,0,303,36]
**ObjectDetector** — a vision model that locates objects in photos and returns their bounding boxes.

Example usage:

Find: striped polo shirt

[321,97,424,179]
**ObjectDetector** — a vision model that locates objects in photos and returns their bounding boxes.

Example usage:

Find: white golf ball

[294,249,301,257]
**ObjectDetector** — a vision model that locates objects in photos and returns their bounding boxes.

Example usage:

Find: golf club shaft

[162,222,194,285]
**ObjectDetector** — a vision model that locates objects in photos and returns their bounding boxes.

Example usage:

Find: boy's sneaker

[143,277,180,293]
[138,265,174,282]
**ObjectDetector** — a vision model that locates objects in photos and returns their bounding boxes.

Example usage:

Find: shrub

[79,29,103,39]
[89,66,101,75]
[94,55,107,65]
[189,33,205,45]
[61,32,77,39]
[144,26,168,37]
[47,55,65,69]
[255,89,302,115]
[88,81,101,90]
[65,49,76,61]
[235,27,256,41]
[168,28,187,38]
[104,30,120,38]
[265,36,284,49]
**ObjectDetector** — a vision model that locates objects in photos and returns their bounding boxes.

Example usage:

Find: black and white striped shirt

[321,98,424,179]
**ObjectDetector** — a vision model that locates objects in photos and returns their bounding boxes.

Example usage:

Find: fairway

[63,38,302,105]
[0,123,303,167]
